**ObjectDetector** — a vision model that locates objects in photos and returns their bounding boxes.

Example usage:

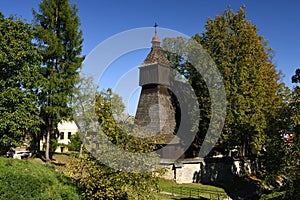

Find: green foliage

[0,158,81,199]
[95,89,157,152]
[197,6,284,156]
[260,68,300,199]
[283,134,300,198]
[163,6,286,158]
[94,89,163,169]
[263,133,300,198]
[51,137,59,152]
[66,89,162,199]
[68,132,81,151]
[289,69,300,130]
[0,13,42,151]
[66,154,159,200]
[290,86,300,129]
[292,69,300,83]
[162,37,212,157]
[32,0,84,160]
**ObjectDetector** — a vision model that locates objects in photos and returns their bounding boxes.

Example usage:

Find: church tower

[135,27,182,159]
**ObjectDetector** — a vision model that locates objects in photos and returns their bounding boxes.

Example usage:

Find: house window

[60,132,64,140]
[68,132,71,139]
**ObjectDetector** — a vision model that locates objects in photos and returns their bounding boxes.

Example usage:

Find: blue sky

[1,0,300,114]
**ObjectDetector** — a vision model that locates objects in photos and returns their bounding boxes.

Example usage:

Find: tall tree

[33,0,84,161]
[261,70,300,198]
[66,89,162,200]
[0,13,42,151]
[72,75,98,157]
[198,6,285,157]
[291,69,300,133]
[290,87,300,131]
[292,69,300,84]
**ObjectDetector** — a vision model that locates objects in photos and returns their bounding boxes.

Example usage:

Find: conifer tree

[33,0,84,161]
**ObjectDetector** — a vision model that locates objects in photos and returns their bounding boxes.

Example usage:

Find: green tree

[260,70,300,198]
[263,130,300,198]
[0,13,42,151]
[33,0,84,161]
[71,75,98,157]
[68,132,81,151]
[162,37,212,158]
[198,6,284,157]
[66,89,162,200]
[290,87,300,131]
[291,69,300,130]
[292,69,300,83]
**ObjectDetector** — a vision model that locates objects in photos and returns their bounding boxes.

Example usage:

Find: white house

[40,121,78,153]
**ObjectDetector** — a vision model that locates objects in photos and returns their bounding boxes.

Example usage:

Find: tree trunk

[79,143,83,158]
[45,125,51,162]
[37,131,41,153]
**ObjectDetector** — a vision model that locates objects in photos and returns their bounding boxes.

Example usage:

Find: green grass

[157,178,228,199]
[0,158,81,200]
[260,191,286,200]
[153,192,181,200]
[0,155,229,200]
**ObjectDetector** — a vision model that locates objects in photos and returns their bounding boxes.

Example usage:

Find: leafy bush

[68,132,81,151]
[66,154,159,200]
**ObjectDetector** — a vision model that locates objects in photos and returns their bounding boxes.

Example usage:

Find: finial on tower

[154,22,158,34]
[152,22,160,48]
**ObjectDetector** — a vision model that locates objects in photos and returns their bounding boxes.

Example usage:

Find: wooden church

[135,27,184,161]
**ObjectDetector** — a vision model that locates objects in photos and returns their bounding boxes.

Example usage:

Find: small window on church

[68,132,71,139]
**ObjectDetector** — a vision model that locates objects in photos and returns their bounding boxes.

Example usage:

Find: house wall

[40,121,78,153]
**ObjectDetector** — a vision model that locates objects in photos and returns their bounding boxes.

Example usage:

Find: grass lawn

[153,192,181,200]
[0,153,230,200]
[260,191,286,200]
[157,178,228,200]
[0,157,81,200]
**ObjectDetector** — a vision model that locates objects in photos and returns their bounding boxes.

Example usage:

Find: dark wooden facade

[135,32,184,160]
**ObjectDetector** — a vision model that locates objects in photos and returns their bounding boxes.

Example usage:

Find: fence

[169,186,228,200]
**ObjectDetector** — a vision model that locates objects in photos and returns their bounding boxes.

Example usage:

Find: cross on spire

[151,22,160,48]
[154,22,158,34]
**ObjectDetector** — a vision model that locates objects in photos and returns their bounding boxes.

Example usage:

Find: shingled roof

[141,33,172,67]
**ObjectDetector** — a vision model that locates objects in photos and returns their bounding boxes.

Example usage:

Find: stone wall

[200,157,256,184]
[160,157,257,184]
[175,162,201,183]
[160,158,203,184]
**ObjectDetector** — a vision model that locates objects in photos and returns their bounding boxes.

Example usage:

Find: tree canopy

[197,6,285,157]
[0,13,42,151]
[66,89,161,200]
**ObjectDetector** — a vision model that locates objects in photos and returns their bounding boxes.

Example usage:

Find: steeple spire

[151,22,160,48]
[142,22,171,66]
